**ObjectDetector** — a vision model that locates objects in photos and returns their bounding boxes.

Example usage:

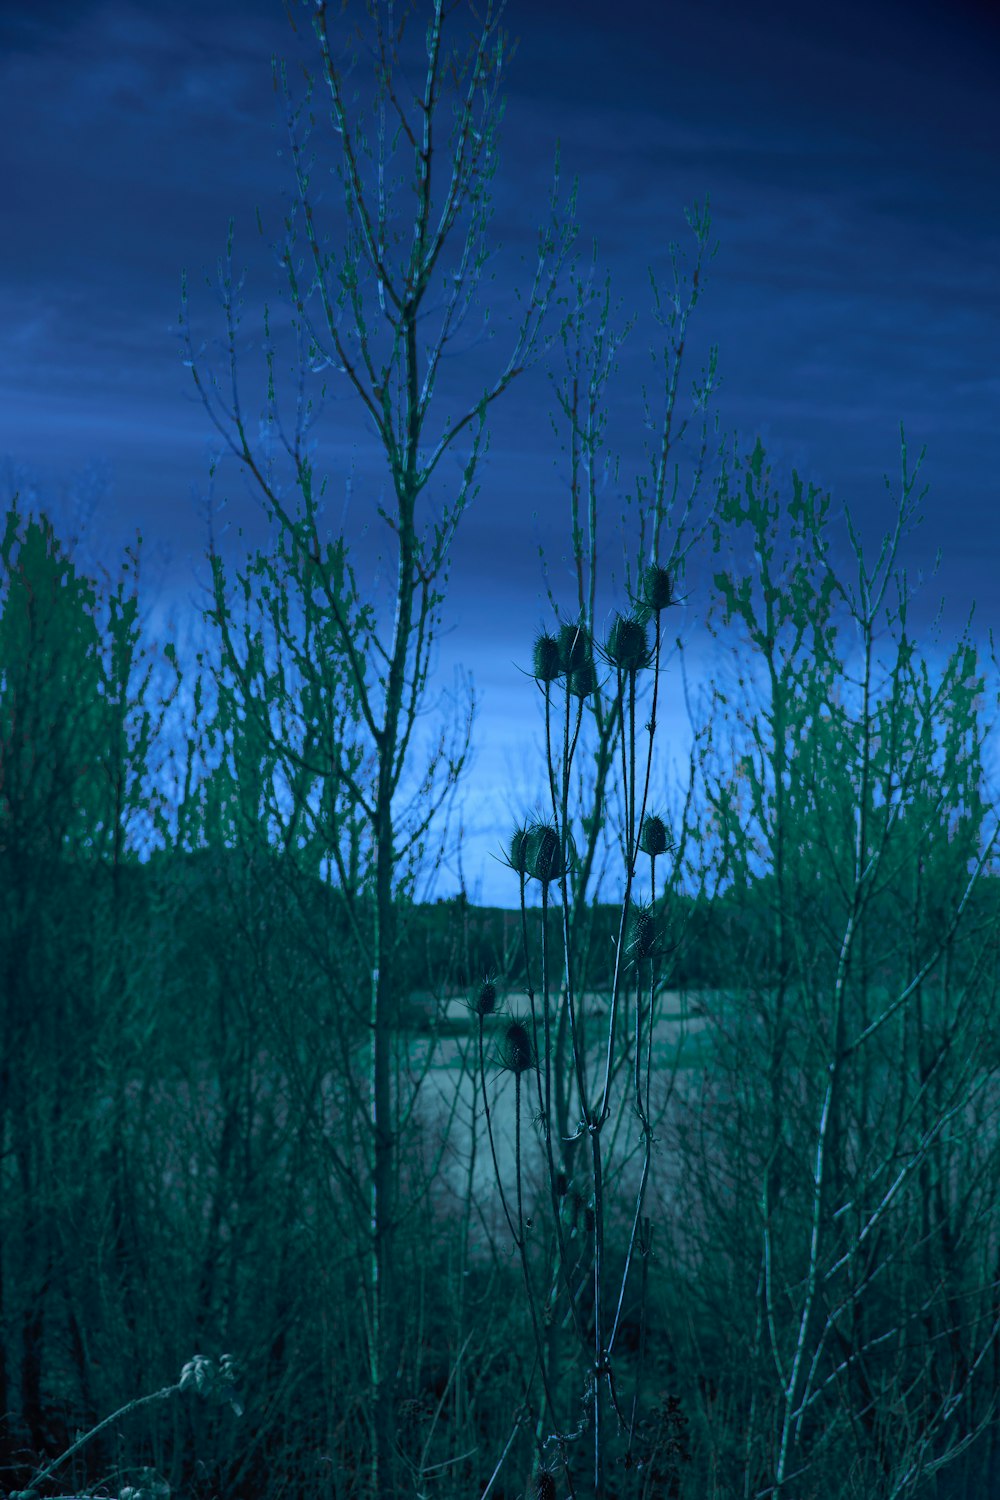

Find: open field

[403,989,717,1222]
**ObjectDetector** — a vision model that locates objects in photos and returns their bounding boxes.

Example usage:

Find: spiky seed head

[605,612,651,672]
[639,814,669,857]
[557,620,592,673]
[527,823,560,881]
[625,903,658,964]
[567,660,598,699]
[506,824,532,875]
[641,564,673,612]
[533,1473,557,1500]
[532,630,562,682]
[475,979,497,1017]
[503,1020,534,1075]
[525,823,575,883]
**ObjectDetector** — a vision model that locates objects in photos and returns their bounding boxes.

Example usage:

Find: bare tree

[667,435,1000,1499]
[182,3,573,1493]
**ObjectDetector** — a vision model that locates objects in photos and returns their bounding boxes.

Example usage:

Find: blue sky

[2,0,998,900]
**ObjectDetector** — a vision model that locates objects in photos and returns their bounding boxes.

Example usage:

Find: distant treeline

[11,843,999,1005]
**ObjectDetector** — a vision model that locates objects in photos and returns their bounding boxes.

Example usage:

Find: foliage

[3,457,1000,1500]
[663,434,1000,1498]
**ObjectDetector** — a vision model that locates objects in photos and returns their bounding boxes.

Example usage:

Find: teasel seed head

[474,978,498,1017]
[640,563,673,613]
[639,813,669,857]
[533,1473,557,1500]
[567,660,598,699]
[502,1020,534,1076]
[505,823,532,876]
[525,822,575,883]
[557,620,592,673]
[532,630,562,683]
[604,611,651,672]
[625,901,659,965]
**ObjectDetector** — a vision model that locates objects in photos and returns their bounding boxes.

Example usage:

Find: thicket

[2,436,999,1500]
[3,2,999,1499]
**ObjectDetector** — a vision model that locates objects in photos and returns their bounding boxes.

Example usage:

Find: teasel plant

[488,599,672,1499]
[475,204,723,1499]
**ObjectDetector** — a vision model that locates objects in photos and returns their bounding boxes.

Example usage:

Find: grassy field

[401,988,719,1225]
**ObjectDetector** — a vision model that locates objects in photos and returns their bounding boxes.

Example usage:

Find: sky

[1,0,999,901]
